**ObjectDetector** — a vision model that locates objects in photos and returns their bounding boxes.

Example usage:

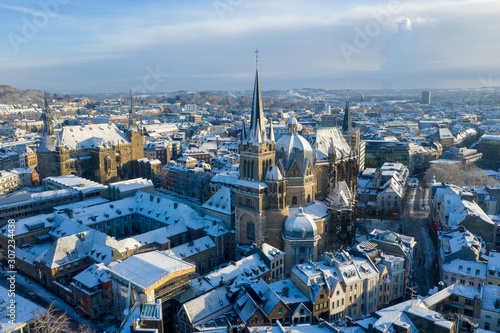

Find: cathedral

[235,65,360,273]
[37,92,144,184]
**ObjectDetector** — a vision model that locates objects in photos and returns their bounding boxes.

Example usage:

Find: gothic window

[244,160,247,178]
[292,196,297,205]
[105,155,111,174]
[247,221,255,241]
[307,194,311,203]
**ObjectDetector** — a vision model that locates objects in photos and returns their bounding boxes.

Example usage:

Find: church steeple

[128,89,137,132]
[249,48,266,144]
[268,119,275,144]
[342,91,352,132]
[42,91,53,135]
[241,119,248,142]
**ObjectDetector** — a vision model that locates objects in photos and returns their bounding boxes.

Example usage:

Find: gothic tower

[342,91,352,132]
[127,90,144,162]
[235,53,288,249]
[42,92,53,135]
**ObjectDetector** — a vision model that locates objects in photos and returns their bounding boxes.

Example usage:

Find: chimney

[393,322,410,333]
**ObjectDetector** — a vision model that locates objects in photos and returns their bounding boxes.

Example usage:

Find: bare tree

[75,323,95,333]
[33,303,71,333]
[424,163,500,188]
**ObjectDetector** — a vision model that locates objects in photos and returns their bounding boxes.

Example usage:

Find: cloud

[1,0,500,92]
[398,18,412,32]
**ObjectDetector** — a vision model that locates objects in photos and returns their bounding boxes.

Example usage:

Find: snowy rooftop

[424,284,480,308]
[107,251,194,292]
[442,259,486,280]
[72,263,110,290]
[181,287,231,325]
[204,253,269,290]
[44,175,107,193]
[202,187,233,215]
[236,179,268,190]
[440,229,481,258]
[108,178,153,193]
[53,197,109,211]
[0,189,78,210]
[482,285,500,312]
[289,200,329,220]
[261,243,284,261]
[38,123,130,151]
[169,235,216,259]
[269,279,309,304]
[0,285,46,333]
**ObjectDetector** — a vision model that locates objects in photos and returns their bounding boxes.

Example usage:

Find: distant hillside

[0,85,75,106]
[0,85,43,105]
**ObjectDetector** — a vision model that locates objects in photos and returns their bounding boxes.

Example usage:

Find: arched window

[244,160,248,178]
[292,196,297,205]
[307,194,311,203]
[251,161,254,179]
[247,221,255,241]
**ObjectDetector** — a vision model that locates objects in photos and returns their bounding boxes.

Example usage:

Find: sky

[1,0,500,94]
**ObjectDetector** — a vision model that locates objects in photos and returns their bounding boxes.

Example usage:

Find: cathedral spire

[268,119,275,144]
[249,48,265,143]
[42,91,53,135]
[342,90,352,132]
[242,119,247,142]
[129,89,137,131]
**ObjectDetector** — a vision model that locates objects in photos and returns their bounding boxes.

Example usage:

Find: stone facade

[37,127,144,184]
[235,69,358,261]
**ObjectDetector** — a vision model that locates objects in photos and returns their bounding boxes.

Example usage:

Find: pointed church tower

[42,91,53,135]
[127,90,144,161]
[238,50,275,183]
[235,49,287,249]
[128,89,138,132]
[342,91,352,132]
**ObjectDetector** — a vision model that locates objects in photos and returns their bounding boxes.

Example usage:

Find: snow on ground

[0,266,100,331]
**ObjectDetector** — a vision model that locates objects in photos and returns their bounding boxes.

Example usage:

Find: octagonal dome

[284,207,318,240]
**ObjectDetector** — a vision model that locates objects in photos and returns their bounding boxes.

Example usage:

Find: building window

[292,196,297,205]
[247,221,255,241]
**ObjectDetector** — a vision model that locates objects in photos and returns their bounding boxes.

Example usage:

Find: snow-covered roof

[108,178,153,193]
[315,127,351,160]
[180,286,231,325]
[44,175,107,193]
[202,187,233,215]
[260,243,284,261]
[442,259,486,280]
[38,123,130,152]
[0,285,46,333]
[107,251,194,292]
[482,285,500,313]
[204,253,269,289]
[72,263,110,290]
[169,235,216,260]
[269,279,309,304]
[236,179,268,190]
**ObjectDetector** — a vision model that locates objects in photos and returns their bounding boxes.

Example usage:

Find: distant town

[1,70,500,333]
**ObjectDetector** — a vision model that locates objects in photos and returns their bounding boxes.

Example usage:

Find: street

[357,179,439,296]
[0,266,105,332]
